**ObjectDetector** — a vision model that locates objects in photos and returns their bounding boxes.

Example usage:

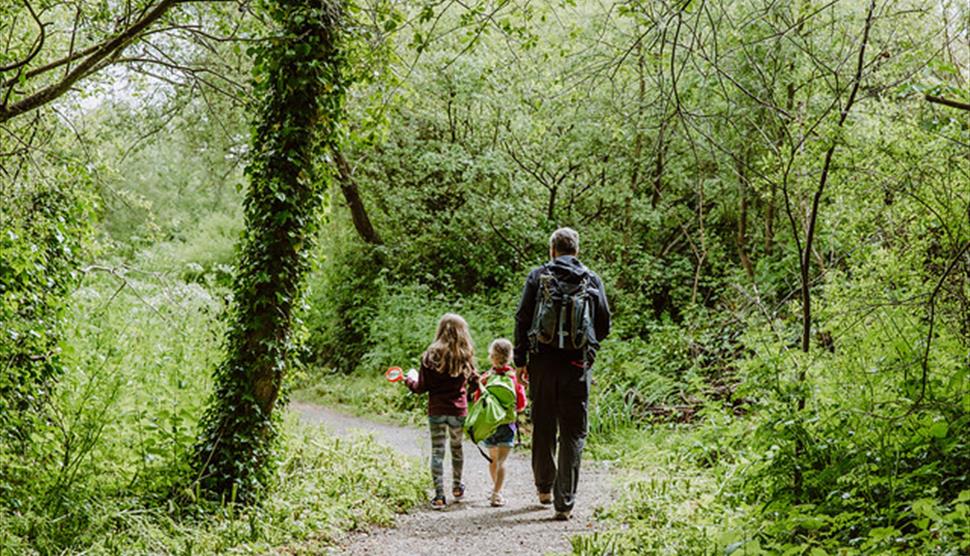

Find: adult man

[514,227,611,520]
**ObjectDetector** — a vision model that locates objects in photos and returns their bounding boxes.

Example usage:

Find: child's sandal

[452,483,465,500]
[430,495,446,510]
[490,492,506,507]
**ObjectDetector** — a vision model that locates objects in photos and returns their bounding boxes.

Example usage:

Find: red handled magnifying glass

[385,366,404,382]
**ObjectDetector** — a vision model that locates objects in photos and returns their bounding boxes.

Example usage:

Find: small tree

[194,0,347,501]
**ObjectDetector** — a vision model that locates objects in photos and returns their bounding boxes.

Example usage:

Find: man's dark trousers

[529,352,589,513]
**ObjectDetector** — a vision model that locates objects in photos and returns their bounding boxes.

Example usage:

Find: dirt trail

[290,401,614,556]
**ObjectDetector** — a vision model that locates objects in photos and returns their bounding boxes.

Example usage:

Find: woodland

[0,0,968,554]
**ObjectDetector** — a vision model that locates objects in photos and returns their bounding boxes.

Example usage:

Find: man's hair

[549,227,579,256]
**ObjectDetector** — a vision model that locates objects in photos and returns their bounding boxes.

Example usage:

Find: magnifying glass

[385,366,404,382]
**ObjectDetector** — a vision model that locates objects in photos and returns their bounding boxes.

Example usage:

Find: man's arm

[513,268,539,369]
[593,273,611,342]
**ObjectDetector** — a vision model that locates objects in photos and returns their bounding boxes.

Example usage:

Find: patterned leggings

[428,415,464,497]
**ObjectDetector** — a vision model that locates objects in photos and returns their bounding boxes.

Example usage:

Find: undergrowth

[0,270,426,555]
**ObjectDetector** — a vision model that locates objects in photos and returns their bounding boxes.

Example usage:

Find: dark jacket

[513,255,611,368]
[405,353,474,417]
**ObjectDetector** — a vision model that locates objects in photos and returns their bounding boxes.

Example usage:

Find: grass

[294,370,426,426]
[1,417,428,555]
[0,271,427,555]
[575,417,753,555]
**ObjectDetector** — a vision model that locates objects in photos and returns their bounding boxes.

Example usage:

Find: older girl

[405,313,478,509]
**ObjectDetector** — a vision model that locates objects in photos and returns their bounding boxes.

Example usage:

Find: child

[476,338,528,507]
[404,313,478,509]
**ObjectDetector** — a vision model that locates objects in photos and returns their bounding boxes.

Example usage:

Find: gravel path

[290,401,614,556]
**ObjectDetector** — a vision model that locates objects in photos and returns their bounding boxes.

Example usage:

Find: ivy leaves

[195,0,349,502]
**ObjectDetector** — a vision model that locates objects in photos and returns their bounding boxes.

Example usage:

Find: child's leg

[447,422,464,489]
[429,419,448,498]
[492,446,512,494]
[488,447,499,485]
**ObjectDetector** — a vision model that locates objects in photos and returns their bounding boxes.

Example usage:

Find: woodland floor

[289,401,616,556]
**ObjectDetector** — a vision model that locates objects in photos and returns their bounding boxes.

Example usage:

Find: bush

[304,231,385,372]
[134,210,242,286]
[0,172,94,459]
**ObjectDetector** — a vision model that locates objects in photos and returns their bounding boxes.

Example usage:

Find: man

[514,227,611,520]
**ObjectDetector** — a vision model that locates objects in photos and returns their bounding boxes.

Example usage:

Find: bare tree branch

[925,93,970,111]
[0,0,180,124]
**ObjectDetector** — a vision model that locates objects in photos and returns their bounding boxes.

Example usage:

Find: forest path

[290,401,614,556]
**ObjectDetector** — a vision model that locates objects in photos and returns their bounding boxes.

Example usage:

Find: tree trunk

[623,33,647,274]
[764,182,776,256]
[737,156,755,281]
[651,118,668,209]
[194,0,347,502]
[792,0,875,498]
[547,185,557,222]
[333,147,383,245]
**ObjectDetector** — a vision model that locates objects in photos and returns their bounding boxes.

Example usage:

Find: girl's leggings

[428,415,464,497]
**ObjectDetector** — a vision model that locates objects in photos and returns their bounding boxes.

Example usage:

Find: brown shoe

[553,510,572,521]
[538,491,552,505]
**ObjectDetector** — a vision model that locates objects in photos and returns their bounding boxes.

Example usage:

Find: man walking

[514,227,611,520]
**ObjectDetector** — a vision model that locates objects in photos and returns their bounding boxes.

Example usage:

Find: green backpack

[464,373,517,444]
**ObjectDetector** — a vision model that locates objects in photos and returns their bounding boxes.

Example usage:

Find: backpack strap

[476,442,493,463]
[466,427,494,462]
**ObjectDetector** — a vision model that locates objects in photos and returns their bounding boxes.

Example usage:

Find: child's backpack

[527,268,596,352]
[464,373,518,446]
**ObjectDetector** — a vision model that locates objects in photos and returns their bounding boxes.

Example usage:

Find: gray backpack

[527,268,596,352]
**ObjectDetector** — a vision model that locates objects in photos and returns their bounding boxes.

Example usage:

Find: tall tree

[194,0,347,500]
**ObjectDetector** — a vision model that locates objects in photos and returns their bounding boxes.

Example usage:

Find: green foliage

[3,0,969,552]
[304,1,969,552]
[575,420,750,555]
[305,229,384,371]
[0,272,425,555]
[0,135,96,460]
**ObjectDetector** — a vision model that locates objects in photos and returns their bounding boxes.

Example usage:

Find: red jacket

[474,365,527,412]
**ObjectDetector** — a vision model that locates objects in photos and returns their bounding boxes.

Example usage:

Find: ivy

[194,0,349,502]
[0,160,93,451]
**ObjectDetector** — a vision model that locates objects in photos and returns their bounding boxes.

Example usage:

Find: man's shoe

[538,491,553,505]
[553,510,572,521]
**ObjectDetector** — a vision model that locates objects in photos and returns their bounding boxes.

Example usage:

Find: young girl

[404,313,478,509]
[476,338,528,507]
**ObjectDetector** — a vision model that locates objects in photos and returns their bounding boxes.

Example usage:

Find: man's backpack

[464,373,518,445]
[527,268,596,352]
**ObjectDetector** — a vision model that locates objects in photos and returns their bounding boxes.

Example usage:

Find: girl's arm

[471,371,487,402]
[404,362,428,394]
[514,376,527,412]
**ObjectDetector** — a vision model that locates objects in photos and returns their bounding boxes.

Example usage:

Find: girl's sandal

[430,495,446,510]
[490,492,506,507]
[452,483,465,500]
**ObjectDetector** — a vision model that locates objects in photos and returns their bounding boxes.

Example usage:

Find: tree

[194,0,348,501]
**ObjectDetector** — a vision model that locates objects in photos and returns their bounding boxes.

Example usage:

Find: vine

[194,0,348,501]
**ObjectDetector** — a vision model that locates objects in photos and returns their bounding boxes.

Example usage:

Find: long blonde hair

[424,313,477,378]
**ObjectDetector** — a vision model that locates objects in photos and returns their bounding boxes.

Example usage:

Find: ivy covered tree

[194,0,348,501]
